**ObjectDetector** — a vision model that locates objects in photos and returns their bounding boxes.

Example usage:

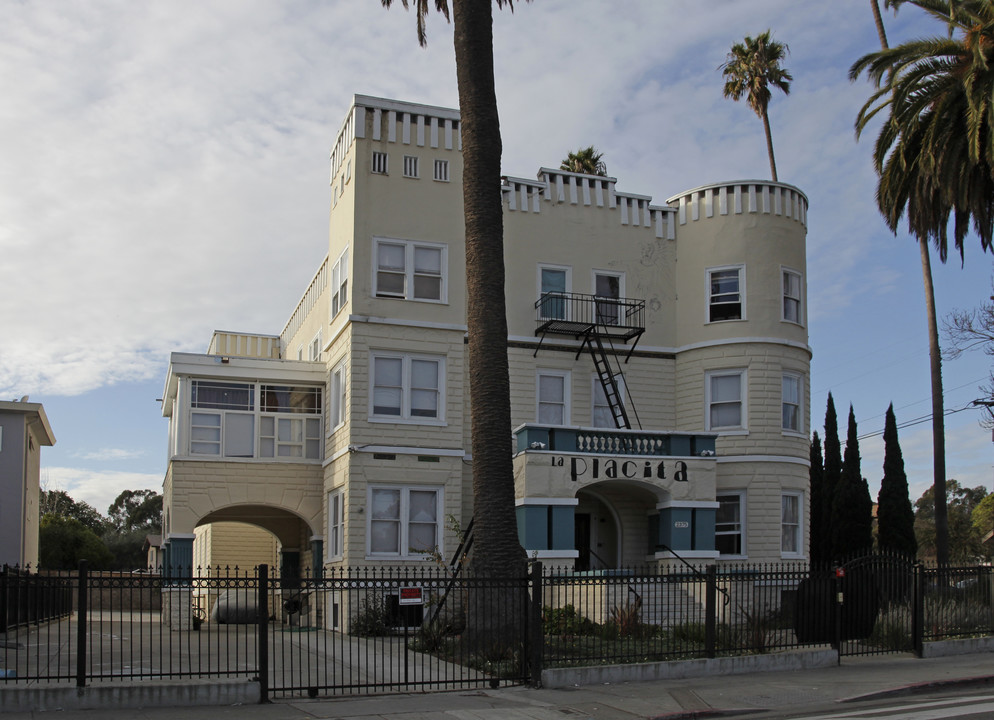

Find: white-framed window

[372,151,388,175]
[706,369,746,430]
[782,268,802,324]
[330,358,347,431]
[433,159,449,182]
[374,238,446,302]
[715,492,745,557]
[403,155,419,178]
[707,265,744,322]
[328,489,344,560]
[187,380,323,461]
[370,352,444,422]
[309,331,322,362]
[593,271,625,326]
[538,264,572,320]
[782,373,803,433]
[781,492,803,557]
[537,370,570,425]
[592,373,627,428]
[368,486,442,558]
[331,248,349,318]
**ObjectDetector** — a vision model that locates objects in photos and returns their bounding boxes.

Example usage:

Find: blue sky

[1,0,992,515]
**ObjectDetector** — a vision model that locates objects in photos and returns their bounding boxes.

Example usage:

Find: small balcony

[535,292,645,343]
[514,424,717,457]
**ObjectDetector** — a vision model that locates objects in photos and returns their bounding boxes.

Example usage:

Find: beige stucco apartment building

[161,95,810,585]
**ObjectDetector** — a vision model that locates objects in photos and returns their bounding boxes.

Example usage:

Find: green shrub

[543,604,596,636]
[350,594,392,636]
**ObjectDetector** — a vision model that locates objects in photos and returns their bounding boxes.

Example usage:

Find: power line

[856,401,981,441]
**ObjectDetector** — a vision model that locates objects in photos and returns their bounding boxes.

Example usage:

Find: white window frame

[373,237,447,303]
[707,265,745,323]
[782,267,803,325]
[330,248,349,318]
[536,370,571,426]
[592,270,625,326]
[705,369,746,432]
[781,372,804,435]
[781,491,804,558]
[330,358,347,432]
[371,151,388,175]
[715,491,746,558]
[309,331,322,362]
[259,415,321,459]
[366,485,443,559]
[403,155,419,178]
[433,158,449,182]
[592,372,627,428]
[328,489,344,560]
[537,264,572,321]
[369,352,445,424]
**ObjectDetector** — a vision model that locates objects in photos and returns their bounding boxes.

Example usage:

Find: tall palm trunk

[870,0,949,564]
[453,0,526,581]
[762,110,778,181]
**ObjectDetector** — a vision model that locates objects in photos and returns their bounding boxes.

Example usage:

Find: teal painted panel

[516,506,549,550]
[516,427,551,452]
[550,506,575,550]
[669,507,694,551]
[694,508,716,552]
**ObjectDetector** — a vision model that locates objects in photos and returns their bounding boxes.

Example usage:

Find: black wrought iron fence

[1,557,991,698]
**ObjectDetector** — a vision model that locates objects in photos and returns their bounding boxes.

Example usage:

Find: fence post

[76,560,88,688]
[258,563,269,703]
[528,561,544,687]
[0,565,7,631]
[912,562,924,658]
[705,564,716,659]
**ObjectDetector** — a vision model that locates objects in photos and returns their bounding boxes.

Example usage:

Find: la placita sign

[549,456,689,483]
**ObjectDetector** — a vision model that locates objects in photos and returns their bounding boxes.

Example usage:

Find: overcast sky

[2,0,992,516]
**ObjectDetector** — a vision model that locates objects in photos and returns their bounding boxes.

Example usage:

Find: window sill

[368,417,448,427]
[710,429,749,437]
[781,430,807,439]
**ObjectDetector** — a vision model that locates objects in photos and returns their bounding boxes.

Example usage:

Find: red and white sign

[398,587,423,605]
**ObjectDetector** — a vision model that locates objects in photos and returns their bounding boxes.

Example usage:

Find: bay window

[371,353,443,422]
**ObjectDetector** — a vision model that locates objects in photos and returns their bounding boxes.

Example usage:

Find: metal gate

[264,567,531,698]
[836,553,917,658]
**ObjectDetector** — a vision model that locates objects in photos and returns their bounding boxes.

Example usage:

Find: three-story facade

[161,95,810,583]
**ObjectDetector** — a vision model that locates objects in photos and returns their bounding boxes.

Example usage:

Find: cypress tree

[823,393,843,560]
[809,431,827,565]
[832,405,874,557]
[877,404,917,556]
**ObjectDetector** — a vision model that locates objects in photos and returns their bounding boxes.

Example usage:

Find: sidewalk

[3,651,993,719]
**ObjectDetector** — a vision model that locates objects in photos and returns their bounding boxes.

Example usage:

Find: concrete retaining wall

[0,681,259,713]
[922,636,994,658]
[541,648,838,688]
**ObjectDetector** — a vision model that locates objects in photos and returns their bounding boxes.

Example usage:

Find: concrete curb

[541,648,838,688]
[841,674,994,704]
[0,680,260,713]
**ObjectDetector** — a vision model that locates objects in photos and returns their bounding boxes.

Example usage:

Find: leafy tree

[383,0,527,654]
[108,489,162,533]
[823,393,843,559]
[877,404,917,556]
[972,494,994,559]
[832,405,874,557]
[39,489,107,535]
[720,29,792,181]
[808,431,829,565]
[944,280,994,427]
[38,514,113,570]
[915,479,988,563]
[560,146,607,176]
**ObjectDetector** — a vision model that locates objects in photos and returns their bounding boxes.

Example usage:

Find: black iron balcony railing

[535,292,645,343]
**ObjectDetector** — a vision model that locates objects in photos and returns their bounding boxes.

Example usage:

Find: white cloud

[76,448,145,461]
[42,467,162,517]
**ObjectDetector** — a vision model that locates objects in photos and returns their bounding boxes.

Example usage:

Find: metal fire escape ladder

[586,330,632,430]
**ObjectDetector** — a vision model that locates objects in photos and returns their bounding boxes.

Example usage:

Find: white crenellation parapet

[503,170,677,239]
[330,95,461,184]
[502,176,545,214]
[667,181,808,227]
[207,331,281,360]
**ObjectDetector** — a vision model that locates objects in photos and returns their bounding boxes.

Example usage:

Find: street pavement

[3,651,994,719]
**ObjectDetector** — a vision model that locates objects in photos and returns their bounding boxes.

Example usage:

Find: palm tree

[560,146,607,176]
[851,0,994,564]
[381,0,526,590]
[720,30,793,181]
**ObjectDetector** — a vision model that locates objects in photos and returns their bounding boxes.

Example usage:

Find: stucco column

[310,536,323,579]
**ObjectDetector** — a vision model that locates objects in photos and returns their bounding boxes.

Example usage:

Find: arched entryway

[574,482,664,569]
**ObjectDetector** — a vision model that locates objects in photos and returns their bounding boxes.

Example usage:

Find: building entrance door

[574,513,591,571]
